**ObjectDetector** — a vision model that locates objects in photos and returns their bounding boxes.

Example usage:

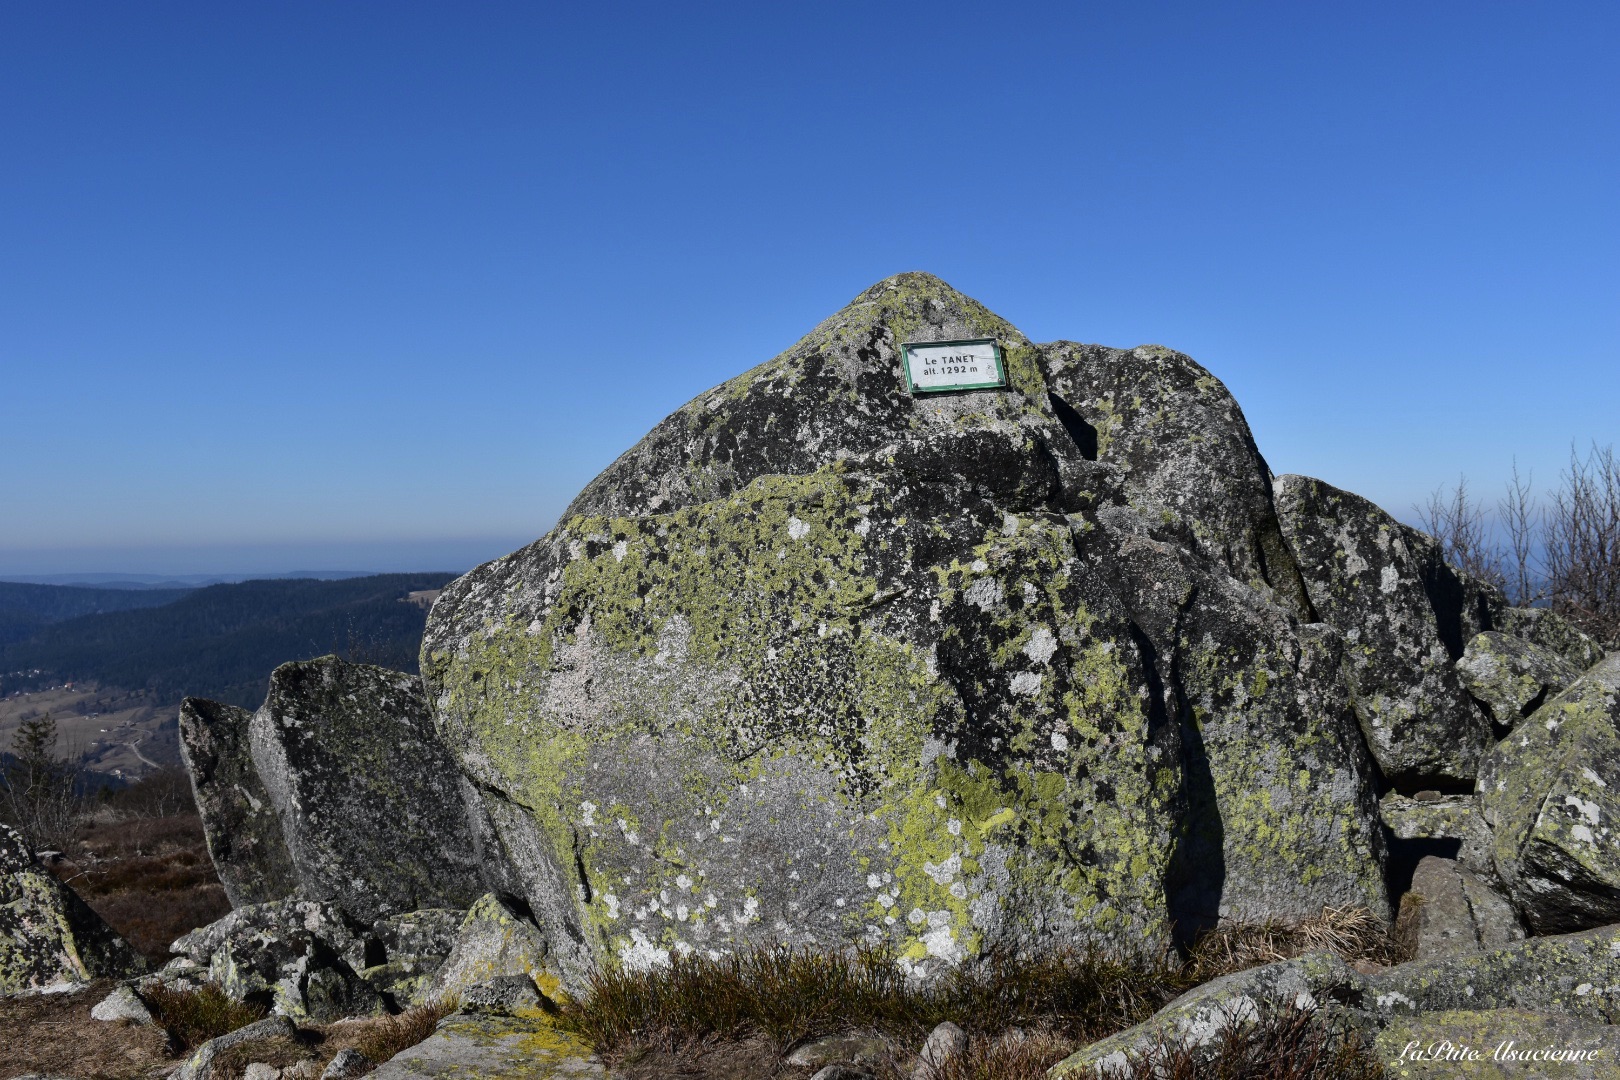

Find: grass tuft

[142,981,267,1051]
[1184,905,1407,980]
[350,999,459,1067]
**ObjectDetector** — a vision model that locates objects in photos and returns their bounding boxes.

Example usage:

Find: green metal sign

[901,338,1006,394]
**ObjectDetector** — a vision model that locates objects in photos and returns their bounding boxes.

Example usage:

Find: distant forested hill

[0,582,194,645]
[0,573,455,707]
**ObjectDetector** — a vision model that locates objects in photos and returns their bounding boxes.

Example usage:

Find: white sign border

[900,337,1007,394]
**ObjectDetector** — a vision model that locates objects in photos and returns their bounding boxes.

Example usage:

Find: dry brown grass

[349,998,459,1065]
[562,908,1403,1080]
[0,979,174,1080]
[1184,905,1407,981]
[143,981,268,1051]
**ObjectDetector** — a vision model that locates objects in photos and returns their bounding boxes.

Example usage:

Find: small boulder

[0,822,144,995]
[1500,606,1608,671]
[247,657,498,923]
[428,894,557,1003]
[786,1032,889,1068]
[1402,856,1522,960]
[170,1015,296,1080]
[320,1049,372,1079]
[914,1021,968,1079]
[1050,951,1361,1076]
[1456,631,1581,728]
[1478,655,1620,932]
[178,696,299,909]
[90,982,155,1024]
[460,973,542,1013]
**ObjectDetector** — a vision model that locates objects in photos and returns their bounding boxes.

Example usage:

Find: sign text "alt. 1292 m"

[901,338,1007,393]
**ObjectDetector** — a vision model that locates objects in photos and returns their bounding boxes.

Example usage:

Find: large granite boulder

[422,273,1388,984]
[1478,655,1620,932]
[0,823,143,994]
[178,696,299,907]
[247,657,504,923]
[1273,475,1492,787]
[1456,631,1582,730]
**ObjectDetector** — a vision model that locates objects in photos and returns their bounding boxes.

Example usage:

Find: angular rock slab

[1381,793,1499,884]
[249,657,496,923]
[1404,856,1522,960]
[1457,631,1582,729]
[178,696,299,908]
[368,1010,605,1079]
[1362,922,1620,1021]
[428,894,557,1003]
[0,822,143,994]
[1274,474,1491,786]
[1479,655,1620,933]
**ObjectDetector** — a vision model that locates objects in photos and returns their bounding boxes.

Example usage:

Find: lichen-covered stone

[170,899,381,1021]
[423,274,1390,984]
[1403,856,1522,960]
[1038,341,1312,619]
[1456,631,1581,729]
[1363,922,1620,1020]
[1380,793,1498,883]
[1083,505,1387,931]
[367,1009,605,1079]
[1500,606,1608,672]
[1056,925,1620,1077]
[170,1015,297,1080]
[1049,950,1361,1076]
[248,657,503,923]
[178,696,299,908]
[0,823,143,995]
[1273,475,1491,786]
[429,893,558,1004]
[1478,655,1620,932]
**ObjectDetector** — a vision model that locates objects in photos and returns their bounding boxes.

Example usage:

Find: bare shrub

[1417,475,1504,589]
[1546,443,1620,647]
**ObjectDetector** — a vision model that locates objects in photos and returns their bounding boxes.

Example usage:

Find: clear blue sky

[2,2,1616,575]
